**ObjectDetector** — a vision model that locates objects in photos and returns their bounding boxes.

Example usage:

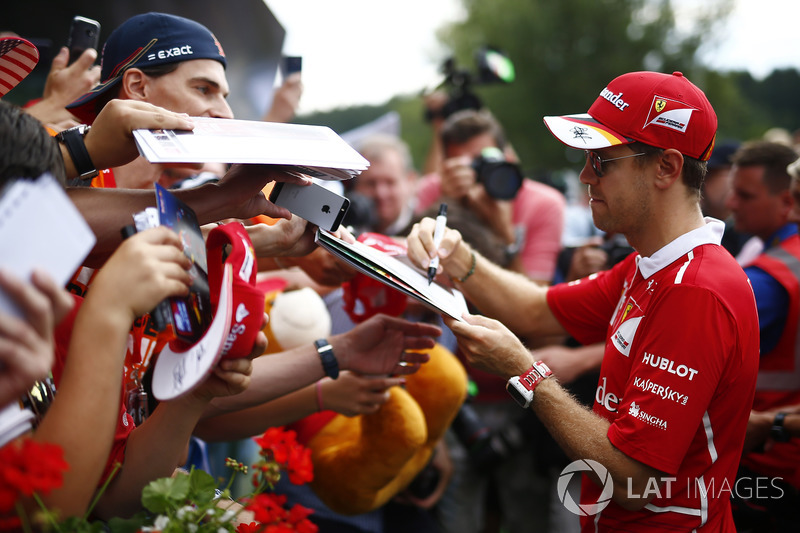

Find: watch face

[507,380,532,408]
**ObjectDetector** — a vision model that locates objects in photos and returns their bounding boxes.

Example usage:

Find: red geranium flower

[253,427,299,466]
[286,504,317,533]
[0,439,68,512]
[244,493,289,524]
[285,446,313,485]
[244,427,316,532]
[236,521,264,533]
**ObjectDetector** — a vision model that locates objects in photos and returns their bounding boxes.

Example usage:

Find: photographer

[415,109,566,285]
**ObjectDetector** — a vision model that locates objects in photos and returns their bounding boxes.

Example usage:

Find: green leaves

[188,469,218,506]
[18,428,315,532]
[141,473,190,514]
[141,468,217,514]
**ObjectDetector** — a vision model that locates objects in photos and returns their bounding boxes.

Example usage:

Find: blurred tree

[299,0,799,179]
[430,0,734,175]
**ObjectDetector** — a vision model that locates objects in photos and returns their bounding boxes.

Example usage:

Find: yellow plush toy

[261,283,468,515]
[308,342,467,514]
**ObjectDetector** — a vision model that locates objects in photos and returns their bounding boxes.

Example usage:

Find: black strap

[58,126,97,179]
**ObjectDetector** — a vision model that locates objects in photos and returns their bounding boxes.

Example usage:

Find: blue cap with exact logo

[67,12,226,122]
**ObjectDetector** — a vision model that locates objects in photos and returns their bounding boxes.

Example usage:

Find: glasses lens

[586,151,603,177]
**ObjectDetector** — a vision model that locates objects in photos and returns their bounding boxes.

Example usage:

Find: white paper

[0,175,96,318]
[133,117,369,181]
[315,229,468,322]
[0,403,34,447]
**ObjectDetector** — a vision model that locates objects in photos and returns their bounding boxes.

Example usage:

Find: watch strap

[57,125,97,179]
[314,338,339,379]
[507,360,553,408]
[771,412,791,442]
[518,360,553,391]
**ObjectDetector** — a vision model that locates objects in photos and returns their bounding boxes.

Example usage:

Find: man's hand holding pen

[427,203,449,285]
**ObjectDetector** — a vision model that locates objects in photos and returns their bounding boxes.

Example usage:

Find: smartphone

[283,55,302,76]
[66,16,101,64]
[269,181,350,232]
[130,186,212,344]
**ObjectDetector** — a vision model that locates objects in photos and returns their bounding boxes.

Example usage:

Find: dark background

[3,0,285,120]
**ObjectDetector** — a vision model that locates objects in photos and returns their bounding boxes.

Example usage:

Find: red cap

[206,222,265,359]
[342,233,408,322]
[544,71,717,161]
[152,222,263,400]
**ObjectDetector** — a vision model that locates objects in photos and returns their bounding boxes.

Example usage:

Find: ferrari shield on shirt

[547,219,759,532]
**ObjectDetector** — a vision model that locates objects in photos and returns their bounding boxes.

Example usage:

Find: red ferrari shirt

[53,295,133,483]
[547,219,759,532]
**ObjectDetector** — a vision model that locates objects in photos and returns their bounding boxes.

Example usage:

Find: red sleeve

[546,254,636,346]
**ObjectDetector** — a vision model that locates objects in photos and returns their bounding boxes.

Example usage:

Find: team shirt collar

[636,217,725,280]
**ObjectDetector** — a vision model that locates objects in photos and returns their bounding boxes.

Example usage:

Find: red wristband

[519,360,554,391]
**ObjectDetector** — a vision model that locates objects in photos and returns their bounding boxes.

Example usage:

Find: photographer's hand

[439,156,475,200]
[566,238,608,281]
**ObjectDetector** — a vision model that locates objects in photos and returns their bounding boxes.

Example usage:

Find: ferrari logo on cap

[645,95,695,134]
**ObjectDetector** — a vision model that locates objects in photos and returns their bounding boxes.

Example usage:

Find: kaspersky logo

[558,459,613,516]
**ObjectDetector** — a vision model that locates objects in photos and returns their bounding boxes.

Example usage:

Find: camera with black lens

[450,402,528,473]
[425,46,515,122]
[471,146,524,200]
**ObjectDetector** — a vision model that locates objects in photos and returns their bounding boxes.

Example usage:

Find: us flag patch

[0,37,39,97]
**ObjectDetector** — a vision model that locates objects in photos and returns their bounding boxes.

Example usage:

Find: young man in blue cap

[67,12,230,124]
[406,71,759,532]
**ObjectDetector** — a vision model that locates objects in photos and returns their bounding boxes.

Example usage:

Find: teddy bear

[259,268,467,515]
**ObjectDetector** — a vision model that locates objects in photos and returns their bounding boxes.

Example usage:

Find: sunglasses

[585,150,646,177]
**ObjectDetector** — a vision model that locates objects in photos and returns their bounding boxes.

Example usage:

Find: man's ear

[119,68,149,101]
[777,188,794,218]
[654,149,684,190]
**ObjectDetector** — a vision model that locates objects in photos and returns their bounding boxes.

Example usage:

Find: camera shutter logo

[558,459,613,516]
